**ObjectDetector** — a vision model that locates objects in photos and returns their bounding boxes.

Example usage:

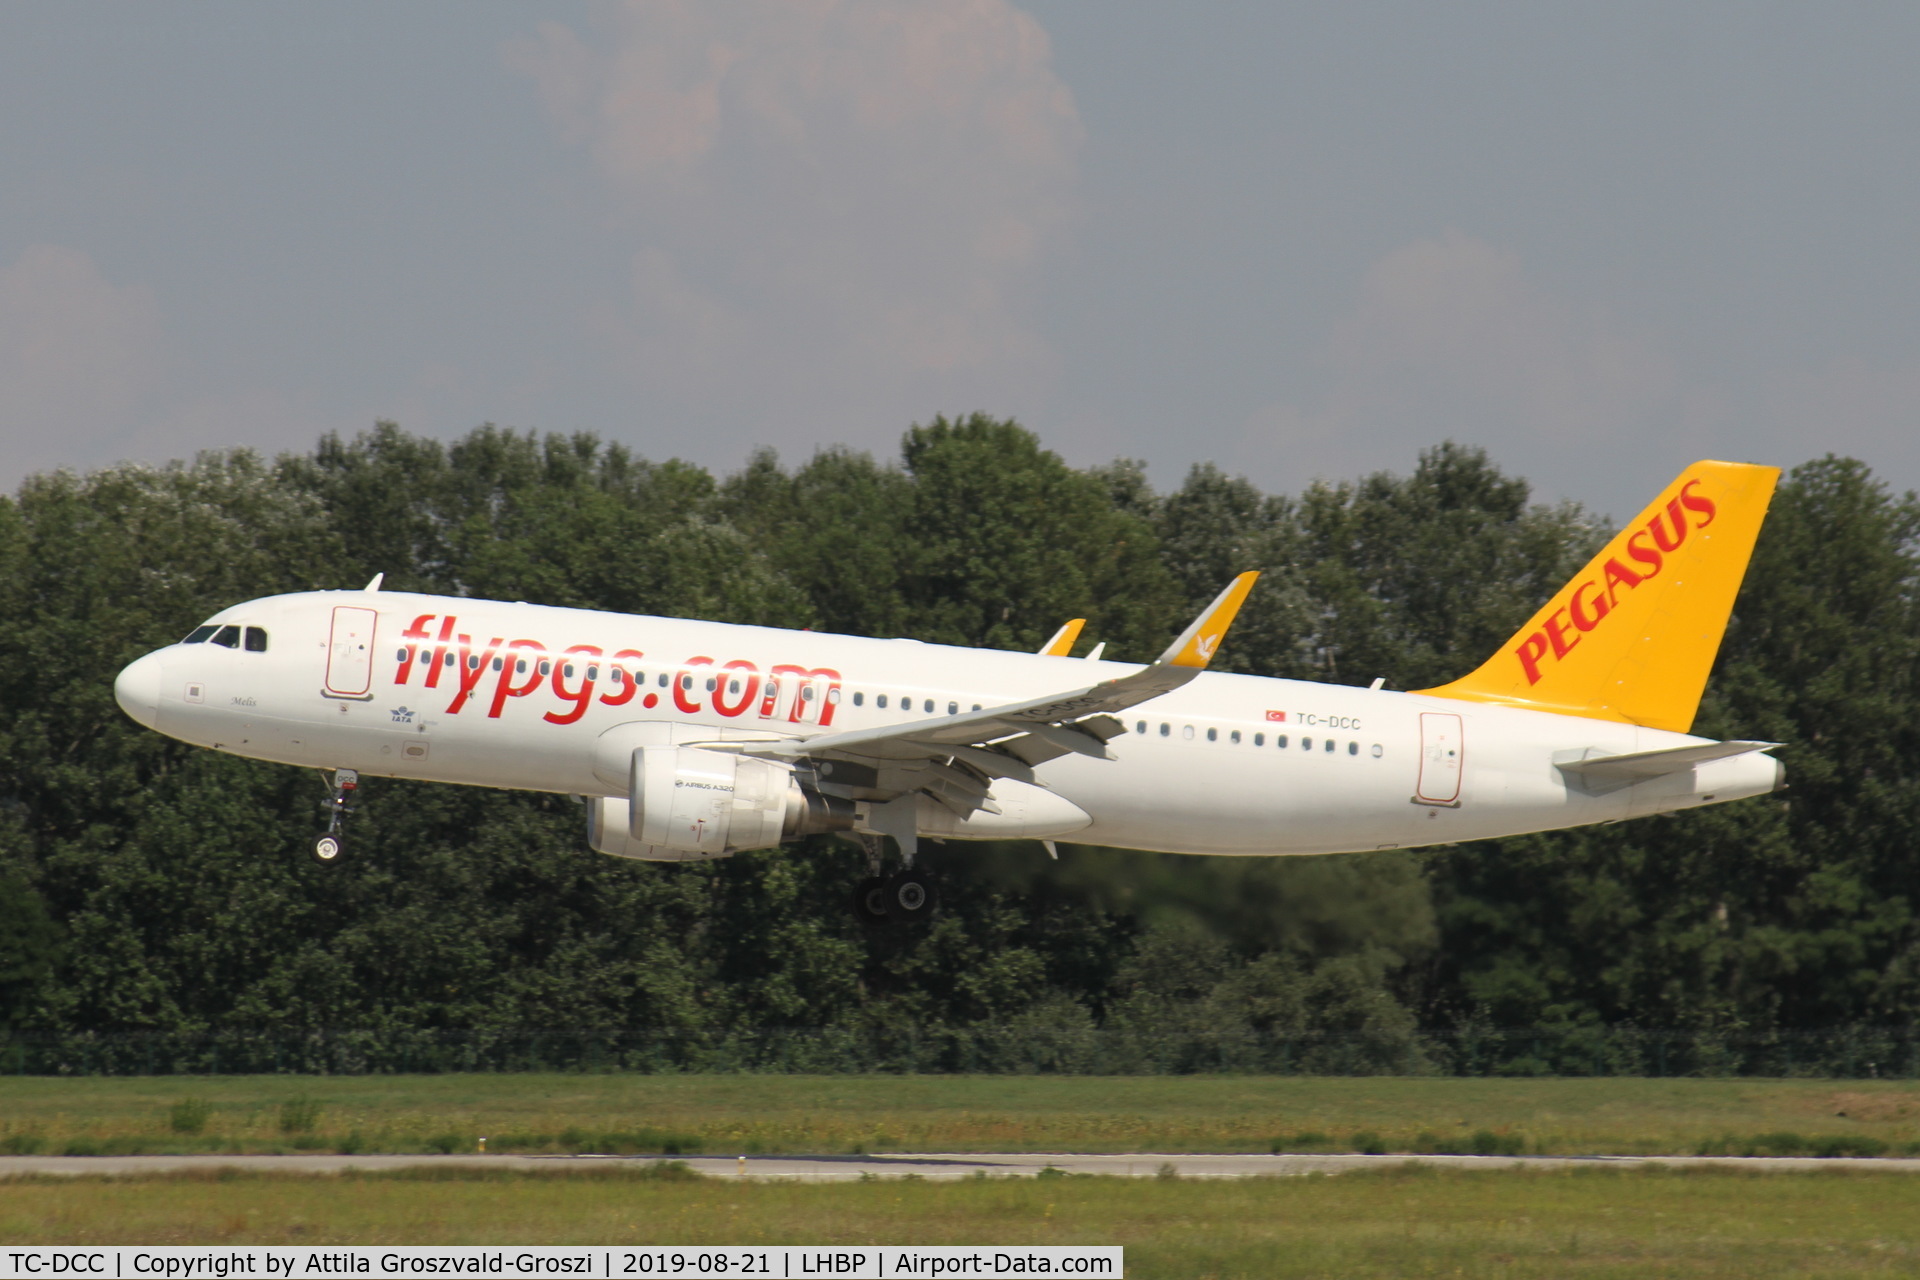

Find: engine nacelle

[586,794,717,862]
[600,745,855,859]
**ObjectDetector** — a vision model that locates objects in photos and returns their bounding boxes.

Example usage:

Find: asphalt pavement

[5,1151,1920,1179]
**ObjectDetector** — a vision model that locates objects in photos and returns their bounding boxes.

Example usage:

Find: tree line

[1,416,1915,1075]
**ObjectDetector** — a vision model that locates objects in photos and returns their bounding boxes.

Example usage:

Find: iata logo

[1515,480,1717,686]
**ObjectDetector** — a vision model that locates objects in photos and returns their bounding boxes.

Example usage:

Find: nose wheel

[312,768,358,865]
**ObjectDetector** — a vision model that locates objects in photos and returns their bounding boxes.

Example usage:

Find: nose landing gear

[312,768,358,865]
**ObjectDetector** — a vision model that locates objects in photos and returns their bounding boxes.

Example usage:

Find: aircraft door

[325,606,378,698]
[1415,711,1464,805]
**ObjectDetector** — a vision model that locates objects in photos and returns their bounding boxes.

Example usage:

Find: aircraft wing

[745,574,1258,807]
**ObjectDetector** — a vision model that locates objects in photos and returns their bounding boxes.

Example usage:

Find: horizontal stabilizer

[1558,740,1780,781]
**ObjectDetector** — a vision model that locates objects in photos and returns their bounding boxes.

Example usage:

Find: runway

[6,1151,1920,1179]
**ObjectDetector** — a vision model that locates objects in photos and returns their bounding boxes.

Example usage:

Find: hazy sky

[3,2,1916,519]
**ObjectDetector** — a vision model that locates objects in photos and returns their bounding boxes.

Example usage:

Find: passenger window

[1371,744,1383,758]
[444,653,455,667]
[1182,725,1195,740]
[802,685,816,701]
[948,701,958,716]
[244,628,268,652]
[1206,727,1217,742]
[1254,733,1265,746]
[827,688,841,704]
[658,673,670,687]
[853,692,864,706]
[182,626,217,644]
[586,666,598,680]
[1136,720,1147,734]
[877,694,888,708]
[1302,737,1312,750]
[540,660,552,677]
[564,664,576,679]
[1274,734,1286,748]
[972,704,981,712]
[1159,723,1170,737]
[492,657,504,672]
[516,659,528,675]
[923,699,934,713]
[394,648,407,663]
[1324,738,1335,753]
[210,625,241,649]
[1348,741,1358,756]
[1230,730,1241,744]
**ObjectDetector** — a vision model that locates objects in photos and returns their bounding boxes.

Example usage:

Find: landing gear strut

[312,768,358,865]
[848,832,938,925]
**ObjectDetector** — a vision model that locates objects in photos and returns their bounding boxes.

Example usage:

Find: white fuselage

[113,590,1782,857]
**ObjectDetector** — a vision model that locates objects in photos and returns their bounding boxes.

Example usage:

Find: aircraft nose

[114,651,164,729]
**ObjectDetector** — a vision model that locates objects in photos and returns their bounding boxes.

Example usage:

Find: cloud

[508,0,1082,458]
[0,244,376,489]
[0,244,166,480]
[1237,232,1716,506]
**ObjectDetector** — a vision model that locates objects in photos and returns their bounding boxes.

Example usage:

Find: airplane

[113,460,1785,923]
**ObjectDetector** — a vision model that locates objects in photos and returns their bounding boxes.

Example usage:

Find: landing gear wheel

[852,876,891,925]
[886,869,938,922]
[312,768,359,868]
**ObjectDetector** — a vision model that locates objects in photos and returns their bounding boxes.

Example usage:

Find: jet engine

[587,745,854,861]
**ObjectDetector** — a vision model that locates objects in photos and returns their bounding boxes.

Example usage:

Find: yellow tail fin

[1416,460,1780,733]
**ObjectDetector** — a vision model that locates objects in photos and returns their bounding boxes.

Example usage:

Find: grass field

[2,1164,1917,1277]
[1,1074,1917,1158]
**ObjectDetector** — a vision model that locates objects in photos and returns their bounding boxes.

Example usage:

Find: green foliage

[278,1097,322,1135]
[0,422,1914,1071]
[167,1098,212,1135]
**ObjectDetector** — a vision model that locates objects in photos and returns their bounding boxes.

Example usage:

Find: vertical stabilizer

[1417,460,1780,733]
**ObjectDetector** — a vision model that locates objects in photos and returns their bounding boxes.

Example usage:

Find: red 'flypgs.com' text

[394,616,842,727]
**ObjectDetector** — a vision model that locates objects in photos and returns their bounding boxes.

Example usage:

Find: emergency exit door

[325,606,377,698]
[1415,712,1464,805]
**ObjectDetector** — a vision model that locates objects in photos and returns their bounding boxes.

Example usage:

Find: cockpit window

[182,625,218,644]
[244,627,268,653]
[210,625,241,649]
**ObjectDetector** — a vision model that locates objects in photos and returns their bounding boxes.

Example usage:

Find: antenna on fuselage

[364,573,385,592]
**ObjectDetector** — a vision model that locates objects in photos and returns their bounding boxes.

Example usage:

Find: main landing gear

[312,768,358,865]
[850,833,938,926]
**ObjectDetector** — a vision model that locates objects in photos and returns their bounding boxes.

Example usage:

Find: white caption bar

[0,1247,1123,1279]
